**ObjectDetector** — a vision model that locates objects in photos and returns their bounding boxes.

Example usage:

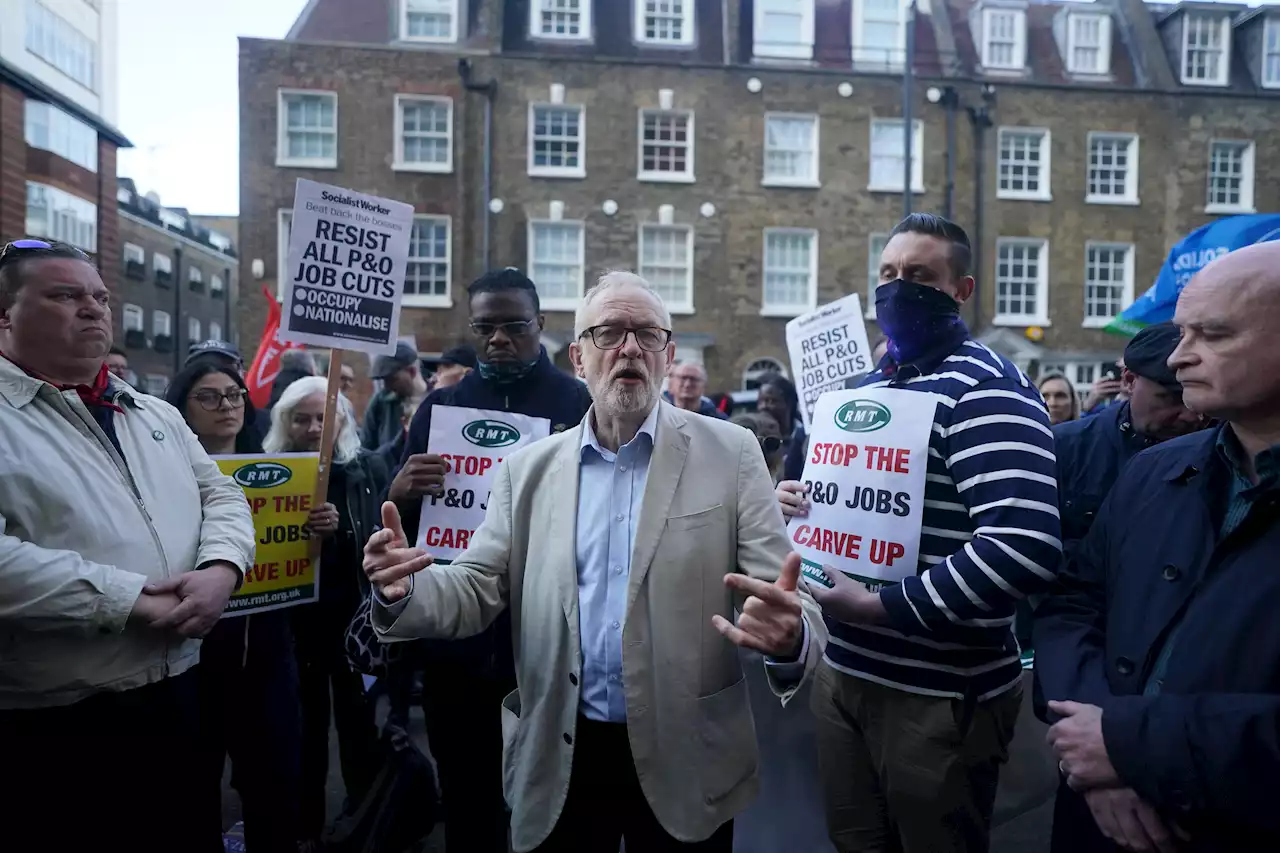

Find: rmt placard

[279,179,413,357]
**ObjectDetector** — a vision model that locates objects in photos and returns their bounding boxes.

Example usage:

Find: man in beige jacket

[0,240,254,852]
[365,271,826,852]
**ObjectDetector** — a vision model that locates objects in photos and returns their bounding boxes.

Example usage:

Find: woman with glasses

[165,363,304,853]
[265,376,388,844]
[756,373,808,483]
[732,412,786,484]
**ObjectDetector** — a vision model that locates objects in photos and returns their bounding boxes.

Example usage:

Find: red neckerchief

[0,352,125,414]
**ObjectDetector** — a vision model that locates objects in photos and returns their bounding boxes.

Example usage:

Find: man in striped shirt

[778,214,1062,853]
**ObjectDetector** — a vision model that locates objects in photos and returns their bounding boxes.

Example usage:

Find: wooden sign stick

[309,349,346,558]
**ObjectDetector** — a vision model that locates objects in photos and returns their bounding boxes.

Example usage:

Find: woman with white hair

[265,376,389,844]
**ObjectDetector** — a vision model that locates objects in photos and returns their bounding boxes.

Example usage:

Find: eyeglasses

[189,389,245,411]
[0,239,90,270]
[469,319,539,339]
[758,436,782,455]
[579,325,672,352]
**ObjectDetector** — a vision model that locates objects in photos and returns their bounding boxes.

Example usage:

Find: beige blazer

[375,401,825,851]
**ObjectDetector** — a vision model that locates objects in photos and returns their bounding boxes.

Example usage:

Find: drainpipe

[966,86,996,334]
[901,0,917,218]
[458,59,497,271]
[172,246,183,376]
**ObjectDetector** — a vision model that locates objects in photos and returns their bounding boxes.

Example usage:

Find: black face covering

[874,279,967,365]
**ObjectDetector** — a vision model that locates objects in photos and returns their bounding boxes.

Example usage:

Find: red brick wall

[0,83,26,241]
[96,140,119,298]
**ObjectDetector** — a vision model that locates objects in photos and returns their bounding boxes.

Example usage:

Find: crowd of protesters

[1,215,1278,853]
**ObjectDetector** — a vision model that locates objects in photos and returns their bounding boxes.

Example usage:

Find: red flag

[245,286,301,409]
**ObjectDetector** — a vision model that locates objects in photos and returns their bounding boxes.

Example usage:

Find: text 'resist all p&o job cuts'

[418,406,552,561]
[790,388,936,591]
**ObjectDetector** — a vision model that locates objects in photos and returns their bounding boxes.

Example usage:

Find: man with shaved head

[1033,242,1280,853]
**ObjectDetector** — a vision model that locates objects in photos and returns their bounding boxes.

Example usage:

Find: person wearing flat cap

[424,344,476,392]
[361,341,429,453]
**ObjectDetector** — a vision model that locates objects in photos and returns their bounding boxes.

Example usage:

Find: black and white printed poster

[278,179,413,356]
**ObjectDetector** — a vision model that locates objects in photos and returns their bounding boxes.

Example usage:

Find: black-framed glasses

[189,389,246,411]
[758,436,782,455]
[0,239,90,270]
[469,319,539,339]
[579,325,672,352]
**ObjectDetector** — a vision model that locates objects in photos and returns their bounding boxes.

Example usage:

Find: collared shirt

[1144,426,1280,695]
[576,403,661,722]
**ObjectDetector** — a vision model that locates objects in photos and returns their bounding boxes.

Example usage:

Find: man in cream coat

[365,271,826,852]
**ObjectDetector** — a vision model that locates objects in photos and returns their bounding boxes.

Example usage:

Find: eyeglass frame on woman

[758,435,783,455]
[469,319,540,339]
[188,388,246,412]
[578,325,673,352]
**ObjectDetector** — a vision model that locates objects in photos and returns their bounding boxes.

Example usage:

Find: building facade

[0,0,129,297]
[115,178,238,395]
[237,0,1280,394]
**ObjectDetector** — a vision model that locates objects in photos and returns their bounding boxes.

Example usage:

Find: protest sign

[216,452,321,615]
[785,294,874,432]
[787,388,936,590]
[279,179,414,357]
[417,406,552,560]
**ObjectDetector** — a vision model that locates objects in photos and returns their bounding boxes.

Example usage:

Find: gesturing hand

[388,453,449,502]
[1083,787,1186,853]
[363,501,434,603]
[144,562,240,638]
[808,564,888,626]
[1048,700,1121,791]
[713,552,804,658]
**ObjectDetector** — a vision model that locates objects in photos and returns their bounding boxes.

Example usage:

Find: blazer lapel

[626,403,690,613]
[548,427,584,626]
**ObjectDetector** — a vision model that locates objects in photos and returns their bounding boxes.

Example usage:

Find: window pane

[530,223,583,299]
[764,116,816,182]
[405,218,450,297]
[639,226,692,305]
[641,112,692,176]
[995,242,1043,319]
[531,105,583,171]
[998,130,1045,195]
[763,232,814,309]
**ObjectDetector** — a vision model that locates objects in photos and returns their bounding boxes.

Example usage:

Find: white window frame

[635,0,695,46]
[753,0,816,61]
[742,356,788,390]
[760,228,819,318]
[153,253,172,275]
[1205,139,1256,214]
[123,242,145,264]
[400,0,459,43]
[762,113,820,188]
[188,317,202,343]
[1066,12,1112,76]
[24,181,97,252]
[852,0,907,68]
[527,220,586,311]
[393,95,453,173]
[866,232,889,319]
[153,310,172,338]
[1263,17,1280,89]
[528,103,586,178]
[530,0,591,41]
[122,303,144,332]
[867,118,924,193]
[1181,13,1230,86]
[993,237,1050,326]
[996,127,1052,202]
[403,215,453,308]
[1085,132,1139,205]
[276,89,338,169]
[211,274,224,295]
[637,109,695,183]
[188,266,203,285]
[638,223,695,315]
[209,321,223,341]
[277,209,294,300]
[1083,242,1134,328]
[982,7,1027,70]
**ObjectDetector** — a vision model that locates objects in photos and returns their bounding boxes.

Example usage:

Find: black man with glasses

[0,239,253,851]
[382,266,591,853]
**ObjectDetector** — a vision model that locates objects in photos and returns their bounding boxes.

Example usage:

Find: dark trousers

[420,659,516,853]
[0,669,221,853]
[534,716,735,853]
[1050,777,1116,853]
[198,613,304,852]
[294,605,381,838]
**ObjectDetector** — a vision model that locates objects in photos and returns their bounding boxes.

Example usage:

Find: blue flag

[1107,214,1280,336]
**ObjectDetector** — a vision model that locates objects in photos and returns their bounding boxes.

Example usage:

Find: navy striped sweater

[823,339,1063,700]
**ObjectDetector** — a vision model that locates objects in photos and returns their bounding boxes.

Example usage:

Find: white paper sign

[788,388,936,590]
[417,405,552,561]
[279,179,414,357]
[785,294,874,432]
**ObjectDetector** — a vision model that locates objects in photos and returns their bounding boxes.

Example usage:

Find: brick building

[237,0,1280,395]
[1,0,129,299]
[115,178,238,395]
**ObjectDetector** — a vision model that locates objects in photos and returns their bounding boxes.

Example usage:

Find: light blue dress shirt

[575,404,660,723]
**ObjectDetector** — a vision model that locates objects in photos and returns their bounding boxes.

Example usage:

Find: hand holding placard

[389,453,449,501]
[713,553,804,658]
[807,564,888,626]
[776,480,811,519]
[364,501,434,603]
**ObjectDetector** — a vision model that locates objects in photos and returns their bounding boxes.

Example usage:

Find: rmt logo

[462,419,521,448]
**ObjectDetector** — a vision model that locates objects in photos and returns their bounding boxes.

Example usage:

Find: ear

[569,341,586,379]
[662,342,676,377]
[1121,368,1137,394]
[537,313,546,332]
[953,276,976,305]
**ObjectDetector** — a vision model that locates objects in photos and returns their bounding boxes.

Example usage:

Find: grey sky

[112,0,1278,217]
